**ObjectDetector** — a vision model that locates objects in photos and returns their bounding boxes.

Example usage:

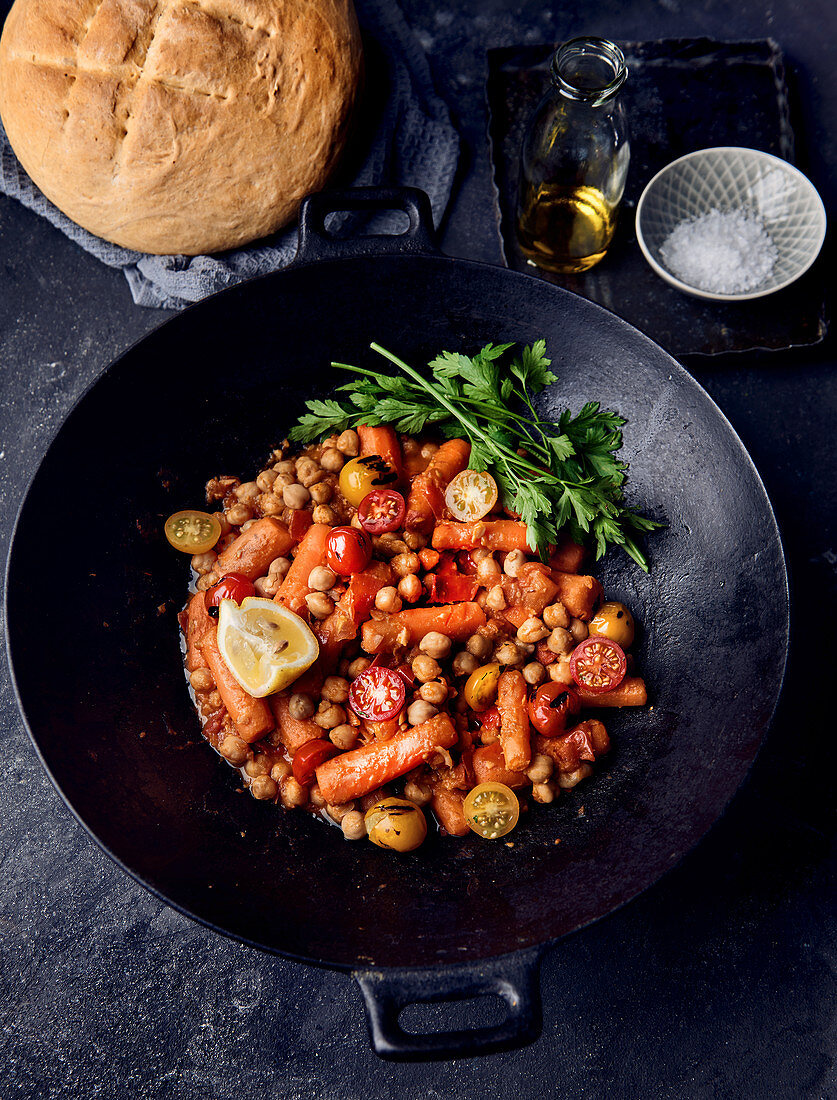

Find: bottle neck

[550,38,627,107]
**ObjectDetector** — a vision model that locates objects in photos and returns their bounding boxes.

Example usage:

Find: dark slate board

[487,38,828,357]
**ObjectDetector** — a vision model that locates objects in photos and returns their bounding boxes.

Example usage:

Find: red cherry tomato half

[292,739,338,785]
[569,636,627,693]
[204,572,256,610]
[527,683,581,737]
[325,526,373,577]
[358,489,406,535]
[348,666,406,721]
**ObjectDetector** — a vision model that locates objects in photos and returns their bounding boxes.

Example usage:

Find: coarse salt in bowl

[635,147,827,301]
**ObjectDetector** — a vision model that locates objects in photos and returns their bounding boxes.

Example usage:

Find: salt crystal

[659,208,778,294]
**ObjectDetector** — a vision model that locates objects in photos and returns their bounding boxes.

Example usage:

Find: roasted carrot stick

[496,669,531,771]
[274,523,331,615]
[535,719,609,772]
[576,677,647,708]
[432,519,530,553]
[361,601,486,653]
[315,713,457,804]
[185,591,212,671]
[552,572,604,621]
[358,424,404,483]
[406,438,471,532]
[215,517,293,580]
[549,534,586,574]
[431,788,470,836]
[472,741,530,789]
[199,627,274,744]
[270,693,325,754]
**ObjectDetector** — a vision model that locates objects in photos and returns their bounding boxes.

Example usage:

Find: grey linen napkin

[0,0,459,310]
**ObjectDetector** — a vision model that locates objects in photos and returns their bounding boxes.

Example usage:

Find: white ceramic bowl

[635,147,827,301]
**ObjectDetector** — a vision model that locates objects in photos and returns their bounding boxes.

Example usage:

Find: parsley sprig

[289,341,661,569]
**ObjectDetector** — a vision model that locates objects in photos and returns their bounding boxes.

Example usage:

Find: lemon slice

[216,597,319,698]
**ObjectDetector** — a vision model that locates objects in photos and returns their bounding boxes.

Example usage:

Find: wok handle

[354,947,543,1061]
[295,187,439,264]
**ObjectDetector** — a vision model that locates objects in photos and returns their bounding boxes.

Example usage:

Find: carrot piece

[270,693,324,754]
[501,606,530,630]
[274,523,331,614]
[431,788,470,836]
[364,718,400,741]
[576,677,647,708]
[551,572,604,621]
[316,561,394,650]
[199,627,274,744]
[549,534,586,574]
[432,519,530,553]
[315,713,457,804]
[496,669,531,771]
[472,741,530,789]
[358,424,404,483]
[535,719,609,772]
[405,438,471,532]
[215,517,293,581]
[419,548,441,570]
[361,601,486,653]
[184,592,212,671]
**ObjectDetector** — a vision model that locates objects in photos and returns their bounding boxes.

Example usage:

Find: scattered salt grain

[659,208,778,294]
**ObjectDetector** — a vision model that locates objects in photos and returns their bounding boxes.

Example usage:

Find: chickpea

[503,549,526,578]
[326,801,356,823]
[268,556,291,577]
[526,753,555,784]
[495,641,522,665]
[257,493,284,516]
[309,783,327,808]
[308,566,337,592]
[190,667,214,692]
[420,442,439,460]
[312,504,336,525]
[305,592,334,620]
[547,627,574,655]
[240,519,257,532]
[365,797,427,851]
[195,571,219,591]
[288,693,315,721]
[375,586,402,613]
[403,531,427,550]
[375,534,409,558]
[419,632,452,660]
[295,457,323,487]
[485,585,507,612]
[330,723,359,751]
[322,676,350,704]
[226,503,252,526]
[280,776,307,808]
[476,556,501,582]
[403,779,433,806]
[191,550,217,575]
[522,661,547,686]
[570,618,589,643]
[336,429,360,456]
[273,460,296,476]
[419,681,448,705]
[412,654,441,683]
[407,699,437,726]
[219,734,249,766]
[557,764,593,789]
[466,633,492,660]
[273,472,295,492]
[391,552,420,578]
[543,602,570,630]
[251,775,278,801]
[341,810,367,840]
[314,702,346,729]
[270,761,292,782]
[254,574,281,597]
[256,469,278,492]
[320,448,345,473]
[283,484,310,510]
[548,656,573,685]
[234,481,260,505]
[517,617,549,644]
[397,574,422,603]
[452,651,479,678]
[309,481,333,505]
[347,656,371,679]
[532,782,555,804]
[245,756,270,778]
[206,690,222,709]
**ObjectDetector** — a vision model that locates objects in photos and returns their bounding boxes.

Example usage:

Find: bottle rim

[550,37,628,105]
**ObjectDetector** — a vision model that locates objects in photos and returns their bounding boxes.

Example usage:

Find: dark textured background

[0,0,835,1096]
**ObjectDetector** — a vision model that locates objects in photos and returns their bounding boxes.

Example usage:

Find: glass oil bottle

[516,38,630,274]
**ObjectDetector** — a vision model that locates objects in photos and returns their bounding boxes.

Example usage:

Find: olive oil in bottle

[516,38,629,275]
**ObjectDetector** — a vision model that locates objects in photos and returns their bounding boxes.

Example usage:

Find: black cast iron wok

[5,189,788,1060]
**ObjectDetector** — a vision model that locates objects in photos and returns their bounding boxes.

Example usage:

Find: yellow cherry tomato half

[589,601,635,648]
[164,509,221,554]
[364,797,428,851]
[463,783,520,840]
[463,663,501,712]
[339,455,398,507]
[444,469,499,522]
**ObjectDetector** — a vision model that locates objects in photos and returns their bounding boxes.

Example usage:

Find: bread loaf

[0,0,362,254]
